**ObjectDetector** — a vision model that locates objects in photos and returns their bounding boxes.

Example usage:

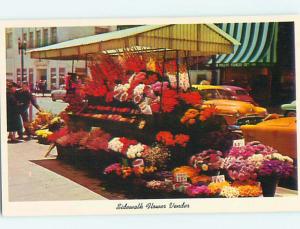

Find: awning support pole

[71,59,74,73]
[85,54,88,76]
[159,49,167,113]
[185,51,192,90]
[176,50,179,93]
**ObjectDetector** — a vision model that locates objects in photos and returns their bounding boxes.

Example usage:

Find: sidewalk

[7,140,106,201]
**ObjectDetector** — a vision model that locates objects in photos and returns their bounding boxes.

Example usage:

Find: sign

[175,173,188,183]
[212,175,225,183]
[233,138,245,147]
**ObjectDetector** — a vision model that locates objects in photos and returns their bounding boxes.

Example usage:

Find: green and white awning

[210,22,278,67]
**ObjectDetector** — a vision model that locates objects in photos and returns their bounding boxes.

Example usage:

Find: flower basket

[259,176,278,197]
[73,148,92,169]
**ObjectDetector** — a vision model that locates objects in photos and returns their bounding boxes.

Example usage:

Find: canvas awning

[28,24,240,60]
[210,22,278,67]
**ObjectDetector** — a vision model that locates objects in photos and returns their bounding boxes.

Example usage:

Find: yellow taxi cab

[241,117,296,159]
[192,85,268,125]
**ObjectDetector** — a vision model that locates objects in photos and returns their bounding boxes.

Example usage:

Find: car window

[218,89,232,99]
[235,89,248,95]
[199,89,219,100]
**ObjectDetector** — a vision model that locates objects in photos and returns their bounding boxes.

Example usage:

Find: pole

[185,51,192,90]
[176,50,179,93]
[21,48,24,83]
[85,54,88,76]
[159,49,167,113]
[72,59,74,73]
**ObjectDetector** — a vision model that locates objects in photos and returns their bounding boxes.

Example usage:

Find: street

[32,96,68,119]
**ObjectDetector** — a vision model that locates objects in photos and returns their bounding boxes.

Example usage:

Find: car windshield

[235,89,248,95]
[199,89,232,100]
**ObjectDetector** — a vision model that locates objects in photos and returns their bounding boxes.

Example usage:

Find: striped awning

[211,22,278,67]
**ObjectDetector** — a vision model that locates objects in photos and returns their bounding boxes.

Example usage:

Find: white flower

[126,143,145,159]
[220,186,240,198]
[108,137,124,152]
[133,84,145,96]
[247,154,264,169]
[283,156,293,164]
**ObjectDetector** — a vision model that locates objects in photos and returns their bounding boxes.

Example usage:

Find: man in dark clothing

[15,82,42,139]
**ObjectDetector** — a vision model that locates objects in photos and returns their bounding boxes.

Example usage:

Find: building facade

[6,26,117,90]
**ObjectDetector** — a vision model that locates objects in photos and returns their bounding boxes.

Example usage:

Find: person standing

[15,81,42,140]
[7,82,23,143]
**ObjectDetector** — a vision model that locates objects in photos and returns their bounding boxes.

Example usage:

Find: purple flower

[259,160,294,178]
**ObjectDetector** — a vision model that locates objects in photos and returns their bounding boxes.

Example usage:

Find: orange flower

[208,181,230,195]
[174,134,190,147]
[156,131,175,146]
[199,107,217,121]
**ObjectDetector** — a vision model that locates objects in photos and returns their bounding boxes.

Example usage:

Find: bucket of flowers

[224,141,294,197]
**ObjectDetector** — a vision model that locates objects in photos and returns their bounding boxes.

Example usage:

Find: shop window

[50,68,57,89]
[29,32,34,48]
[6,32,13,48]
[59,67,65,85]
[36,30,41,47]
[51,27,57,44]
[43,29,49,46]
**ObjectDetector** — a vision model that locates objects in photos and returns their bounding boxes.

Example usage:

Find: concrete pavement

[7,140,106,201]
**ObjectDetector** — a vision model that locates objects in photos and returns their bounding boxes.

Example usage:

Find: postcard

[1,15,300,216]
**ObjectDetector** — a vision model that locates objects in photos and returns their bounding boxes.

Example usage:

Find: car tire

[52,96,56,102]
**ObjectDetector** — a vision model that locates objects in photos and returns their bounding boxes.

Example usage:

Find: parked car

[51,85,66,101]
[192,85,268,125]
[241,117,296,159]
[281,100,296,117]
[221,85,257,105]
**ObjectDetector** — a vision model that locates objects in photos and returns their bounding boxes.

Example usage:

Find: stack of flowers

[81,128,111,152]
[232,181,262,197]
[219,186,240,198]
[143,144,171,169]
[180,106,216,126]
[207,181,230,195]
[185,185,211,197]
[224,141,294,182]
[56,130,89,147]
[156,131,190,147]
[189,149,224,174]
[107,137,149,159]
[103,163,157,179]
[146,180,173,192]
[35,129,53,144]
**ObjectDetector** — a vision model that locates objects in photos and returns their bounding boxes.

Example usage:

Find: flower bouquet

[189,149,224,176]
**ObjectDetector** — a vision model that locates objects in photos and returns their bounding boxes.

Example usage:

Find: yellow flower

[208,181,230,195]
[201,164,209,171]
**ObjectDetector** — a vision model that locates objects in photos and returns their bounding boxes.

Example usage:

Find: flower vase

[260,176,278,197]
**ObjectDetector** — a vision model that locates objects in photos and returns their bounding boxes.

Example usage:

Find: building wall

[6,26,117,90]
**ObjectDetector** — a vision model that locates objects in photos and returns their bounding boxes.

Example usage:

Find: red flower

[161,89,178,113]
[48,127,69,143]
[179,92,202,106]
[156,131,175,146]
[150,102,160,113]
[122,53,147,72]
[119,137,138,154]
